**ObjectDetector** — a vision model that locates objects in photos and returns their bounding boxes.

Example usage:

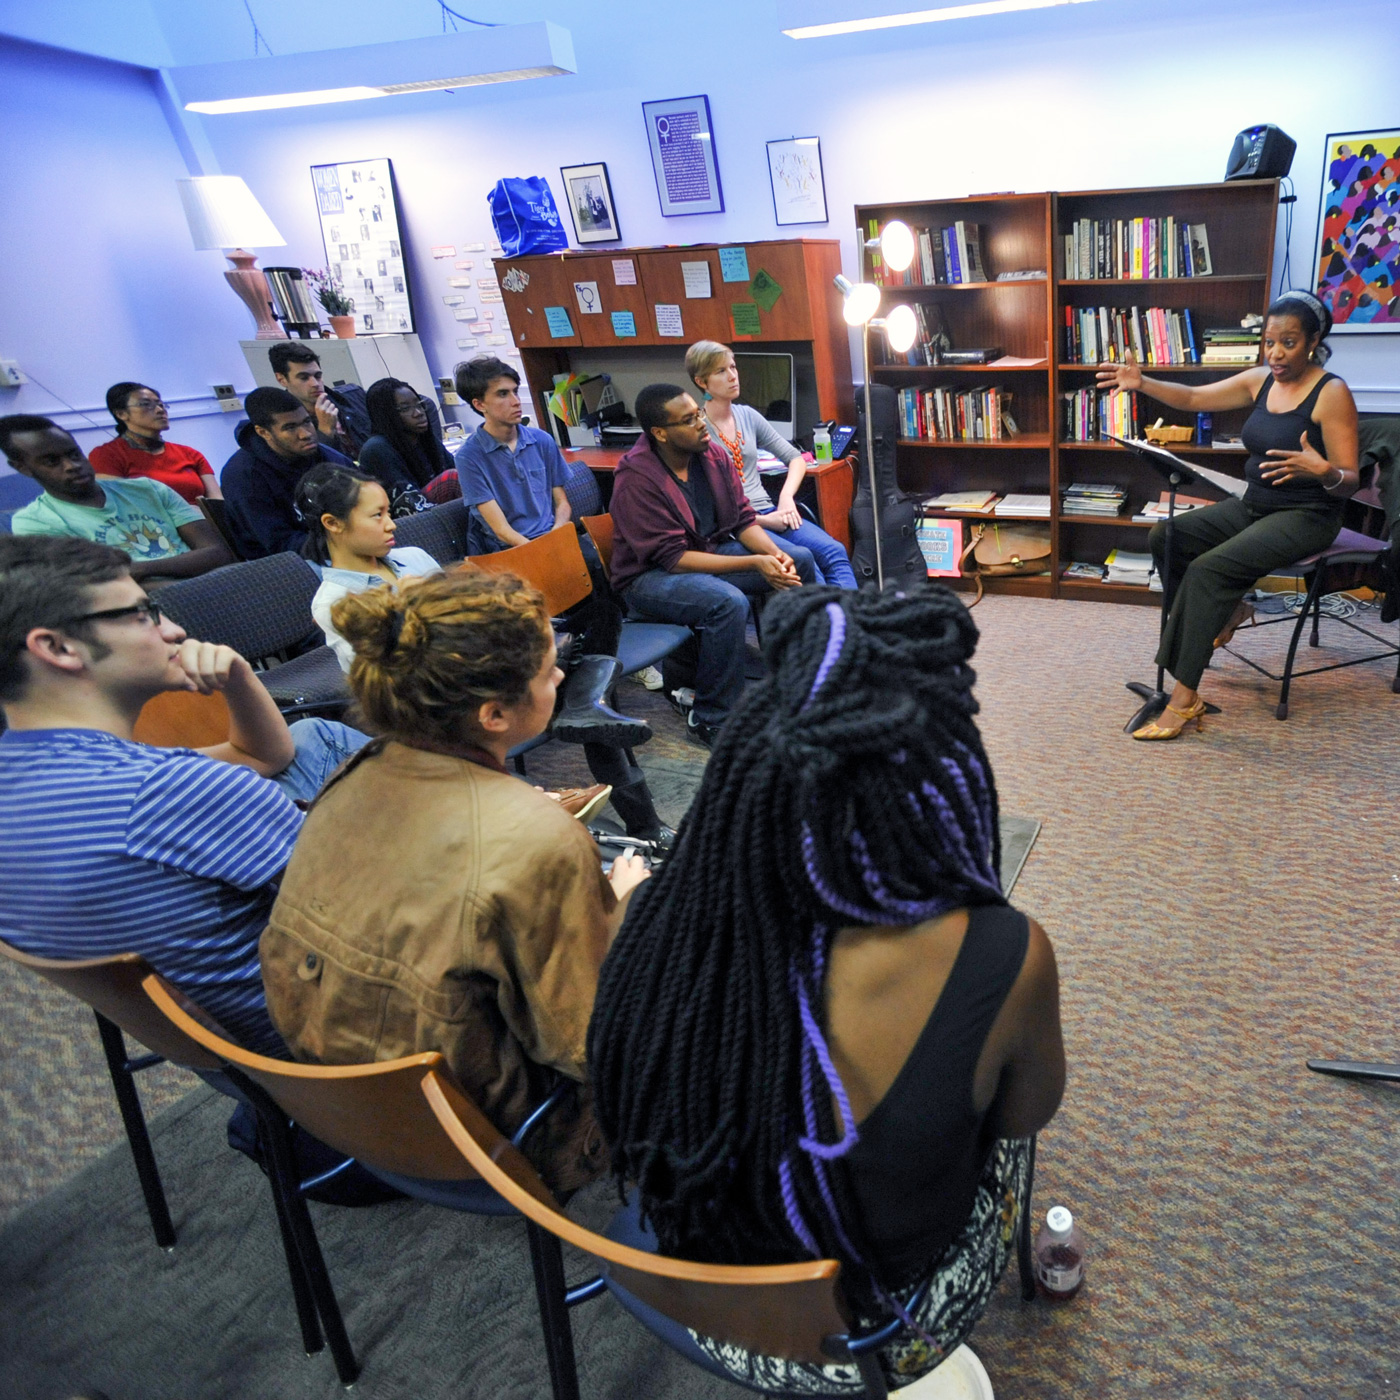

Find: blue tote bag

[488,177,569,256]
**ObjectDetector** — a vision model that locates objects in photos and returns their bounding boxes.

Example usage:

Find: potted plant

[303,268,356,338]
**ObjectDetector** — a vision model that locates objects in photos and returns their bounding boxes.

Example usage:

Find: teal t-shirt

[11,477,201,561]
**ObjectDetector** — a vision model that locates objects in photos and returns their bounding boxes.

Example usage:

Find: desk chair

[1219,482,1400,719]
[423,1070,1037,1400]
[132,688,232,749]
[195,496,243,560]
[390,497,472,564]
[143,972,595,1389]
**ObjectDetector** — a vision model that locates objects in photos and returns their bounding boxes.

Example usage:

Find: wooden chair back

[464,528,592,616]
[420,1070,849,1366]
[133,689,231,748]
[580,514,614,578]
[0,941,224,1072]
[142,975,478,1182]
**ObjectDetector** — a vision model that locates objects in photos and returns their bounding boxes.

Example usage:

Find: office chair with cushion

[423,1069,1036,1400]
[561,456,604,520]
[142,971,599,1389]
[389,497,472,565]
[195,496,243,560]
[154,553,348,716]
[0,942,334,1367]
[1218,481,1400,718]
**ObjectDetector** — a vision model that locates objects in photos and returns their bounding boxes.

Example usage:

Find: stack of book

[1063,561,1108,582]
[1063,388,1139,442]
[1063,217,1212,280]
[922,490,1000,515]
[1061,482,1128,517]
[897,386,1016,442]
[995,493,1052,518]
[1104,548,1156,587]
[1131,491,1213,523]
[1063,305,1200,364]
[871,219,988,286]
[1201,317,1262,364]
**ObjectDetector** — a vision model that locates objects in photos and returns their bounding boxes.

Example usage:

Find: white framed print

[560,162,621,246]
[766,137,827,226]
[642,94,724,217]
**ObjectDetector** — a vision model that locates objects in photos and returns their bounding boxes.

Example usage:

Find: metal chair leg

[852,1349,891,1399]
[526,1219,582,1400]
[264,1148,327,1358]
[1277,570,1326,719]
[1018,1135,1037,1301]
[93,1011,176,1250]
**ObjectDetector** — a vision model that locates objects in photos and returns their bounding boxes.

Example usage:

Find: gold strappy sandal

[1213,601,1255,649]
[1132,698,1207,741]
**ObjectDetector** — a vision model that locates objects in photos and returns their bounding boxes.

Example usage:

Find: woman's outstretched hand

[1261,431,1332,484]
[1096,356,1143,393]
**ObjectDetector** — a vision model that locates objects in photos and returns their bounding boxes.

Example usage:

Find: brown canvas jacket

[259,738,615,1191]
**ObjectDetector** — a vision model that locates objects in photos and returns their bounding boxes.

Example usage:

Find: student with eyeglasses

[88,382,221,504]
[0,534,370,1055]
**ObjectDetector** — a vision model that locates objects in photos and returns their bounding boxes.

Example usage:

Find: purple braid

[938,757,998,885]
[849,829,962,921]
[778,1156,820,1256]
[801,822,888,923]
[918,782,1002,894]
[801,602,847,712]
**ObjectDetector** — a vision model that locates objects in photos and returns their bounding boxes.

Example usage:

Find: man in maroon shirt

[610,383,815,745]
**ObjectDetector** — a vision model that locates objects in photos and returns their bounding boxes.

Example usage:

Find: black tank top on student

[1241,371,1340,513]
[838,903,1030,1288]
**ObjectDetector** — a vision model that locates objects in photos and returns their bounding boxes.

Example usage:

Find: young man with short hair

[1,416,232,583]
[221,387,351,559]
[610,383,818,745]
[0,536,369,1052]
[269,341,371,460]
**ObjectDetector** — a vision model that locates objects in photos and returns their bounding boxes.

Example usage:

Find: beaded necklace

[705,404,746,486]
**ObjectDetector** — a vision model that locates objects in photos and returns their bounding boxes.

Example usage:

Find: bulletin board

[312,158,415,336]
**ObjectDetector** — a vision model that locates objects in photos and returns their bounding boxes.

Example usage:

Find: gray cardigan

[706,402,803,515]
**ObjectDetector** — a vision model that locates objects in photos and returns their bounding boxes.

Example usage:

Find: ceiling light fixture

[784,0,1106,39]
[172,23,575,115]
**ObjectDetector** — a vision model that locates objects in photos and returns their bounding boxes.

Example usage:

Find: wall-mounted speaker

[1224,125,1296,181]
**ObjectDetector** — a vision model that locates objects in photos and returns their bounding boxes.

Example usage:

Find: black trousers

[1151,497,1341,690]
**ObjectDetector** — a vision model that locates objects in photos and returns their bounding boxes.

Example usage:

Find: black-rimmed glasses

[60,600,164,628]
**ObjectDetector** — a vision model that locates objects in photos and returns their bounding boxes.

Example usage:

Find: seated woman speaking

[260,570,649,1192]
[588,584,1065,1393]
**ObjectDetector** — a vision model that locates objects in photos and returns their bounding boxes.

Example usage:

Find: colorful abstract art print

[1311,129,1400,332]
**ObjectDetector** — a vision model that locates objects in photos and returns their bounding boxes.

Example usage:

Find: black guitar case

[850,382,925,588]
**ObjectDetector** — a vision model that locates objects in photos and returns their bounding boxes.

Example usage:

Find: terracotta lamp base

[224,248,286,341]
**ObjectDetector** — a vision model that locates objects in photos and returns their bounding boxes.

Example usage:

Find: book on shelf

[1062,387,1139,442]
[1061,482,1128,516]
[873,219,987,285]
[1103,547,1156,586]
[916,517,964,577]
[1063,216,1212,280]
[1063,561,1108,581]
[1131,490,1213,523]
[995,493,1052,517]
[898,385,1017,442]
[941,348,1003,365]
[1062,305,1199,365]
[922,489,1000,513]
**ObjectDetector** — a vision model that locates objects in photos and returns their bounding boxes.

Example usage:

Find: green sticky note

[750,268,782,312]
[731,301,762,337]
[544,305,574,338]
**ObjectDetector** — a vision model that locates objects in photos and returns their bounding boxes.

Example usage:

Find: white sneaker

[628,665,664,691]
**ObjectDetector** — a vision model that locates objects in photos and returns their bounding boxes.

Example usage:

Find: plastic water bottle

[813,427,833,463]
[1034,1206,1085,1300]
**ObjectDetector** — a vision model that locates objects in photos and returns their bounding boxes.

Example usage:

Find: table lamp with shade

[835,219,918,588]
[176,176,288,340]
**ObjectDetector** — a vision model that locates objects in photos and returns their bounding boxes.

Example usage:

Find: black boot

[553,655,652,747]
[608,777,677,848]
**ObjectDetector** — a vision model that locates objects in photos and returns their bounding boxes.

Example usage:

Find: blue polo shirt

[454,422,568,555]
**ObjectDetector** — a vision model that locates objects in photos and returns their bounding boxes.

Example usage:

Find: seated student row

[0,535,1062,1395]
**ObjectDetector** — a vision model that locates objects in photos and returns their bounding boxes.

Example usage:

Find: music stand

[1110,436,1240,732]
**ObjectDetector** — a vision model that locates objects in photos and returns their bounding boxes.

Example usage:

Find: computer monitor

[733,352,796,444]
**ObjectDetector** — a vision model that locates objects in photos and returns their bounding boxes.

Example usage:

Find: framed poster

[560,162,621,245]
[1310,129,1400,331]
[311,157,414,335]
[766,137,828,226]
[642,94,724,217]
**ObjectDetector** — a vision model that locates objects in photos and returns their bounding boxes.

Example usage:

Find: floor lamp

[835,217,917,589]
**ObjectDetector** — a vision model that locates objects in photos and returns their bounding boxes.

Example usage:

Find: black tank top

[839,903,1029,1288]
[1242,371,1340,513]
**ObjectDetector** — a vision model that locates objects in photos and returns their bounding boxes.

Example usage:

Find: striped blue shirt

[0,728,302,1055]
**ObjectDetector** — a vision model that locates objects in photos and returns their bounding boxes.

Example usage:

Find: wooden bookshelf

[858,179,1279,602]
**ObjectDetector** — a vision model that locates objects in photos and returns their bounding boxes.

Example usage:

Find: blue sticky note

[719,247,750,283]
[544,305,575,338]
[611,310,637,338]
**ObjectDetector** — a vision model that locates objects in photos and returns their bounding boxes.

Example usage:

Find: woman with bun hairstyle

[1097,291,1359,739]
[261,569,651,1192]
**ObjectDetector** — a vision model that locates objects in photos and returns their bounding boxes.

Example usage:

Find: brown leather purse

[960,522,1053,606]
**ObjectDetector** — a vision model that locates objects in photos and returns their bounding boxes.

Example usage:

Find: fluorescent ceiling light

[172,23,575,115]
[784,0,1106,39]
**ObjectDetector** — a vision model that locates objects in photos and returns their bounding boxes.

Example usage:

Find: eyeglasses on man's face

[665,410,705,429]
[61,600,164,629]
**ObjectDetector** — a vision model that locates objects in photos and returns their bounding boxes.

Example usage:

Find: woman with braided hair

[588,582,1065,1392]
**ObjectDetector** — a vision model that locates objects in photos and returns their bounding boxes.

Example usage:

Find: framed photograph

[642,94,724,217]
[766,137,828,226]
[1310,129,1400,332]
[560,162,621,245]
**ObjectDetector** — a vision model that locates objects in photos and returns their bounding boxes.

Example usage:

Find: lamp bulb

[841,282,882,326]
[885,303,918,353]
[880,220,916,274]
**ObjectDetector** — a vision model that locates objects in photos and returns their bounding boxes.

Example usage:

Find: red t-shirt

[88,437,214,505]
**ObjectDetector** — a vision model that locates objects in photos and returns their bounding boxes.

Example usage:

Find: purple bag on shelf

[488,177,569,256]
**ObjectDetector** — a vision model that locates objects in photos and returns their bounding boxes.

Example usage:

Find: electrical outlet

[212,383,242,412]
[0,360,27,387]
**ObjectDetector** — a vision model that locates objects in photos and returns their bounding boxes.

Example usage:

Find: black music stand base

[1124,682,1222,733]
[1307,1059,1400,1083]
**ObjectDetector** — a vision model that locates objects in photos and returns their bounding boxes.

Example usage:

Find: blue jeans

[622,541,818,726]
[756,519,857,589]
[272,718,373,804]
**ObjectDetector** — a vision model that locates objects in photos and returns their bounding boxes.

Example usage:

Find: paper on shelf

[611,310,637,338]
[719,247,750,282]
[544,306,575,338]
[681,261,713,298]
[612,259,637,286]
[655,303,684,337]
[731,302,761,337]
[573,281,602,314]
